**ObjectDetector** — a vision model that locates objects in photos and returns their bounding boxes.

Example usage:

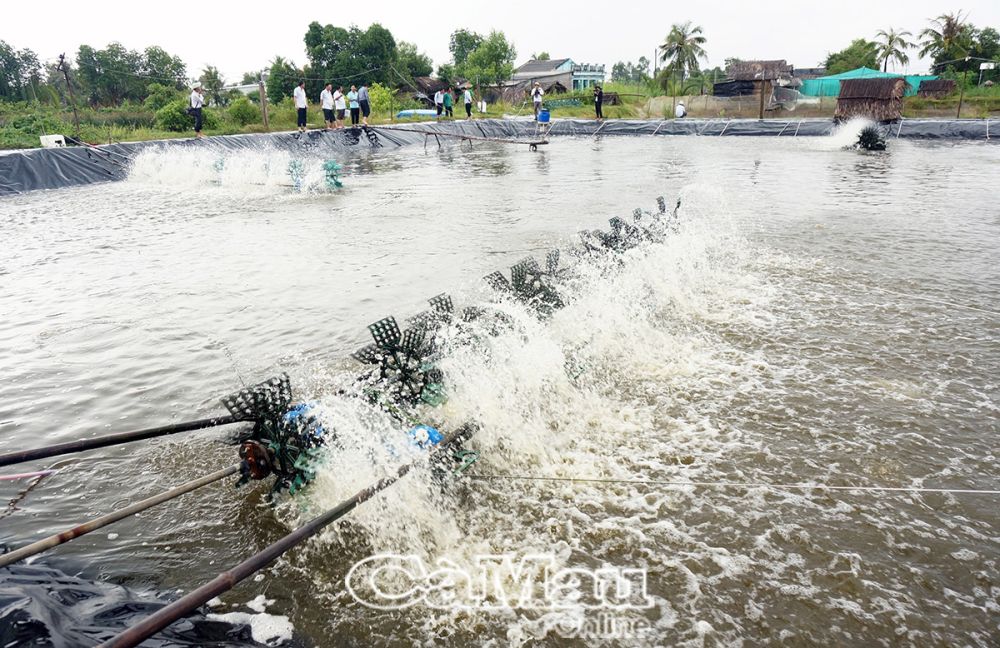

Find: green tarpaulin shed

[800,67,937,97]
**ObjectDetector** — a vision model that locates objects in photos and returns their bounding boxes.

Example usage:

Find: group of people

[433,87,475,119]
[303,81,370,131]
[187,76,693,137]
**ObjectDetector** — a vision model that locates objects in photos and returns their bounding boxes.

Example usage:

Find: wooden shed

[835,77,908,122]
[916,79,956,98]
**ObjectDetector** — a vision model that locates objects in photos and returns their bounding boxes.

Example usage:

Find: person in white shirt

[293,80,308,132]
[333,85,346,129]
[320,83,335,130]
[675,101,687,118]
[434,89,443,118]
[531,82,544,120]
[463,88,474,118]
[188,86,205,138]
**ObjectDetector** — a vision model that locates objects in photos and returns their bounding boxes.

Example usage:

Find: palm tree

[659,21,707,82]
[919,11,972,63]
[875,28,915,72]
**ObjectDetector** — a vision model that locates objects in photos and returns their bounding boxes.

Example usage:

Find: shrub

[228,96,260,126]
[368,82,395,116]
[155,100,218,132]
[144,83,182,111]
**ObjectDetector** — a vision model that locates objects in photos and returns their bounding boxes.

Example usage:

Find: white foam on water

[823,117,878,150]
[207,611,294,646]
[272,187,800,643]
[125,145,342,196]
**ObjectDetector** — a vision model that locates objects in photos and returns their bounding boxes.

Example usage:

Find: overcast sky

[6,0,999,82]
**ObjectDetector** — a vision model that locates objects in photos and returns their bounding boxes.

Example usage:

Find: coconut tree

[659,21,707,82]
[919,11,972,63]
[875,28,915,72]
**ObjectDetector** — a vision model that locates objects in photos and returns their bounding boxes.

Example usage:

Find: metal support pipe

[0,464,240,568]
[0,415,244,468]
[99,430,468,648]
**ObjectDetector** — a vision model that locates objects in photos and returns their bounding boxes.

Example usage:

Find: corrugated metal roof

[515,58,571,75]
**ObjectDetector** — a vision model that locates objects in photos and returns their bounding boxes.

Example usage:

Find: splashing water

[276,193,793,644]
[826,117,879,151]
[126,145,343,194]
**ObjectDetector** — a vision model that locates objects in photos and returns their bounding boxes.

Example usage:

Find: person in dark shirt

[594,85,604,120]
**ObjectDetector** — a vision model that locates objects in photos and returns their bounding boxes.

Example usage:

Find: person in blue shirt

[347,85,360,126]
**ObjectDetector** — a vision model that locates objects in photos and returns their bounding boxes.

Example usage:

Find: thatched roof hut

[835,77,908,122]
[917,79,956,98]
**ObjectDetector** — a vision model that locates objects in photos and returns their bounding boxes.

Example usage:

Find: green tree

[200,65,227,105]
[0,41,42,102]
[462,30,516,87]
[973,26,999,61]
[143,82,181,111]
[74,42,185,105]
[266,56,301,101]
[874,28,914,72]
[824,39,879,74]
[76,43,143,105]
[395,41,433,81]
[304,22,396,91]
[449,29,483,66]
[436,63,457,86]
[659,21,707,82]
[240,71,261,85]
[142,46,187,89]
[919,12,973,65]
[535,52,551,61]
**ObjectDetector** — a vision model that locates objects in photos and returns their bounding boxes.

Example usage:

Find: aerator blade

[351,343,383,365]
[546,249,560,274]
[484,271,512,292]
[429,293,454,314]
[657,196,666,213]
[369,317,402,349]
[400,327,427,355]
[220,373,293,421]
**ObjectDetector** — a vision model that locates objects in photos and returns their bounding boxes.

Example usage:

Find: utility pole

[58,53,81,139]
[758,78,767,120]
[259,72,270,131]
[957,58,970,119]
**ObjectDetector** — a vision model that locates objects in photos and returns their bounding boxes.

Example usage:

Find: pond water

[1,131,998,647]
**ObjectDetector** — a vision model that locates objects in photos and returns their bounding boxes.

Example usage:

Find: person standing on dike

[333,85,346,129]
[463,87,474,118]
[531,82,544,120]
[293,80,308,132]
[434,89,444,119]
[320,82,335,130]
[594,85,604,120]
[442,87,454,118]
[189,85,205,138]
[357,82,371,126]
[347,85,360,126]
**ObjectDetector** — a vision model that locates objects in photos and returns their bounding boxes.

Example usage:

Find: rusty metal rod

[0,415,244,469]
[0,464,240,569]
[98,429,467,648]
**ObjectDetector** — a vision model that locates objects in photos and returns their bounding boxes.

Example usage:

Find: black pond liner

[0,117,994,196]
[0,563,299,647]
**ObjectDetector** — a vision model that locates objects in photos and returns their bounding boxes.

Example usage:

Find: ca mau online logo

[345,554,654,611]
